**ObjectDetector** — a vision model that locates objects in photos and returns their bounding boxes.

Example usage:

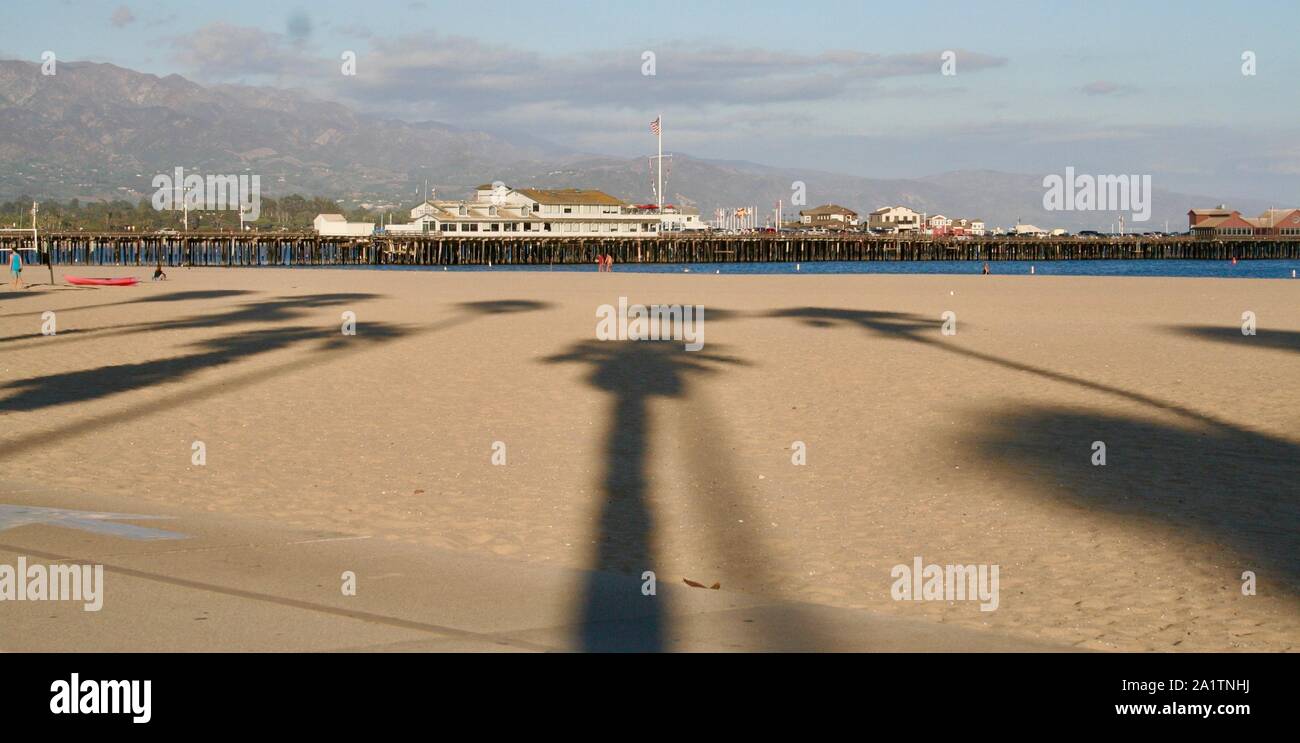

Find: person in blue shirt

[9,250,23,289]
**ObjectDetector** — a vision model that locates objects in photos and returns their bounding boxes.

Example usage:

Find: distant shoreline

[252,259,1300,280]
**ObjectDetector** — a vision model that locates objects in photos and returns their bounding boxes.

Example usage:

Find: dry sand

[1,265,1297,651]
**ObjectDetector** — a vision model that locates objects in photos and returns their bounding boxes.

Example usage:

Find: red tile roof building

[1189,206,1300,236]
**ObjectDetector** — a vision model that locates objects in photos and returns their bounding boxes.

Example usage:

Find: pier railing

[2,232,1297,267]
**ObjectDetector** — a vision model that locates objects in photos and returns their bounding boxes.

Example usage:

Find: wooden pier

[2,232,1298,268]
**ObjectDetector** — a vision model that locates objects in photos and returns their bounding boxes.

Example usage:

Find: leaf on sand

[683,578,721,590]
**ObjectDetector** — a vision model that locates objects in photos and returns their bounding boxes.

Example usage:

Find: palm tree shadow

[456,300,552,315]
[0,298,552,459]
[543,340,745,651]
[768,306,1248,430]
[1165,324,1300,356]
[1,292,381,348]
[0,321,406,414]
[768,305,1300,598]
[1,297,554,416]
[766,307,935,339]
[965,403,1300,592]
[2,289,256,321]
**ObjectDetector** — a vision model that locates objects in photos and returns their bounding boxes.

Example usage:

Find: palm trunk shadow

[578,391,664,651]
[550,339,845,651]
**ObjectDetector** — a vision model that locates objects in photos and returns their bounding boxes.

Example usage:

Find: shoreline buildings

[311,186,1300,242]
[869,207,986,236]
[377,185,673,237]
[1189,206,1300,237]
[313,213,375,237]
[799,204,859,230]
[868,206,922,233]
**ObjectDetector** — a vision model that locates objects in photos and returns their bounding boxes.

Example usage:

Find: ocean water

[346,260,1300,280]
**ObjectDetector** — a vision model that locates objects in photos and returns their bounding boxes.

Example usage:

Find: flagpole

[657,113,663,219]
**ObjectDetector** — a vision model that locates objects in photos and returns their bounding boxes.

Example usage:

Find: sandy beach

[1,266,1297,651]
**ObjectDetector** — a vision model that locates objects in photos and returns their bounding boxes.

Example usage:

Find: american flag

[650,117,661,136]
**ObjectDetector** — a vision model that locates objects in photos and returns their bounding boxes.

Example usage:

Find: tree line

[0,196,400,232]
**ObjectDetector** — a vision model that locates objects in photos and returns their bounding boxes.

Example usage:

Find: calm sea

[345,260,1300,279]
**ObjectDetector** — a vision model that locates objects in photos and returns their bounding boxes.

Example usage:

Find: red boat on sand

[65,276,140,287]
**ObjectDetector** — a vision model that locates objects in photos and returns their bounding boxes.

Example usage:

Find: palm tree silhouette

[545,340,743,650]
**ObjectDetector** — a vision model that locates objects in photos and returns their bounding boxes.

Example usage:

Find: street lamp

[175,181,194,232]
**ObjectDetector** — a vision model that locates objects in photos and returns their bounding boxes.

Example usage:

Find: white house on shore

[926,214,953,232]
[928,215,988,236]
[313,214,375,237]
[799,204,859,229]
[384,185,662,237]
[868,206,921,233]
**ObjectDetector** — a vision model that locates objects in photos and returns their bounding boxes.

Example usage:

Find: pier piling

[5,232,1297,268]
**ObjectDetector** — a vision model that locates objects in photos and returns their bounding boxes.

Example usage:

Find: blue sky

[4,0,1298,198]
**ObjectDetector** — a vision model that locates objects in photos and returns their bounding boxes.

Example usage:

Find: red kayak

[66,276,139,287]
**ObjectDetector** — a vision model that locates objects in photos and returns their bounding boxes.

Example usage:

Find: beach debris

[683,578,720,590]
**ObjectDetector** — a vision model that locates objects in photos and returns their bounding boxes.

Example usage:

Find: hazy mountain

[0,59,1268,231]
[0,60,573,204]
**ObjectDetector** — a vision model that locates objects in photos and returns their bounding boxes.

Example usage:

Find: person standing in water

[9,250,23,289]
[981,262,990,275]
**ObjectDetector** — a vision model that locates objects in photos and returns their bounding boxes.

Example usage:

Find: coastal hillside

[0,60,1267,231]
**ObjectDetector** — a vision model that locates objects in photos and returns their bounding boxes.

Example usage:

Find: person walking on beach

[9,250,23,289]
[605,254,614,272]
[981,262,990,275]
[595,254,605,272]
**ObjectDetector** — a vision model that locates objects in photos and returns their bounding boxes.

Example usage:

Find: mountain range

[0,59,1270,231]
